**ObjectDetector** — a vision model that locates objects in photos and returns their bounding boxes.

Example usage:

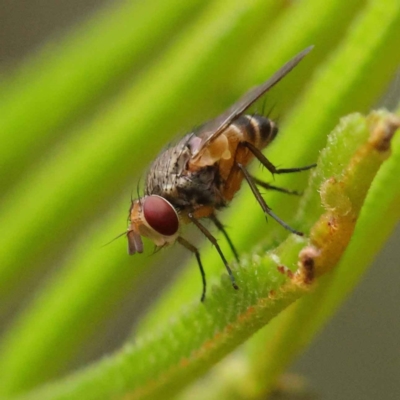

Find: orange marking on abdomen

[219,144,255,202]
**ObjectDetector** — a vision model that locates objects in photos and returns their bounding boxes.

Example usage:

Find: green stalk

[1,1,399,399]
[247,111,400,397]
[14,110,398,400]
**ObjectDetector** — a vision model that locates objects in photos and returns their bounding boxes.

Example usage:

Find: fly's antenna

[102,231,127,248]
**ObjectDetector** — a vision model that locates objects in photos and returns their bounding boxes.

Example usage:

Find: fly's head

[127,195,180,254]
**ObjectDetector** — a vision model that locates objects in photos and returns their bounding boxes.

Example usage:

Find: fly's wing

[191,46,313,159]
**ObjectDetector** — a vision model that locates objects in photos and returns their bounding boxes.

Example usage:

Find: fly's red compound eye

[143,195,179,236]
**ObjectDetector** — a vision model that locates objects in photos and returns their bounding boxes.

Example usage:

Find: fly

[127,46,315,301]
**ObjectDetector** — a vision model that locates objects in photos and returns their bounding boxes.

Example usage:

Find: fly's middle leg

[243,141,316,174]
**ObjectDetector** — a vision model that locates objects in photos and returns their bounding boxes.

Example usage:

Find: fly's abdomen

[217,114,278,201]
[231,114,278,150]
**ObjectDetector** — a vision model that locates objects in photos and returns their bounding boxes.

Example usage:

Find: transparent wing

[192,46,313,157]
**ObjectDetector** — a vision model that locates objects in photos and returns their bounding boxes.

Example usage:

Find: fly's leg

[237,163,303,236]
[243,141,316,174]
[177,236,207,302]
[250,176,302,196]
[187,213,239,292]
[209,214,240,262]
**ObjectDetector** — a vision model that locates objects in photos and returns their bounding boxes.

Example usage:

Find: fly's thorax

[127,196,180,254]
[142,134,221,211]
[145,138,192,197]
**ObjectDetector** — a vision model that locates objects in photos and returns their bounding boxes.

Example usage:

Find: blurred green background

[1,1,399,399]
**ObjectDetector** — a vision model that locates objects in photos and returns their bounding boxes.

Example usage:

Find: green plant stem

[241,1,400,391]
[13,111,398,400]
[1,1,399,399]
[246,111,400,397]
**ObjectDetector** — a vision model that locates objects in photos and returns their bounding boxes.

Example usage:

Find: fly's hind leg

[251,176,302,196]
[237,163,303,236]
[243,141,316,174]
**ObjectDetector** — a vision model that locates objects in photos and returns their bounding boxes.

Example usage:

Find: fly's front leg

[187,213,239,292]
[177,236,207,302]
[237,163,303,236]
[243,141,316,174]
